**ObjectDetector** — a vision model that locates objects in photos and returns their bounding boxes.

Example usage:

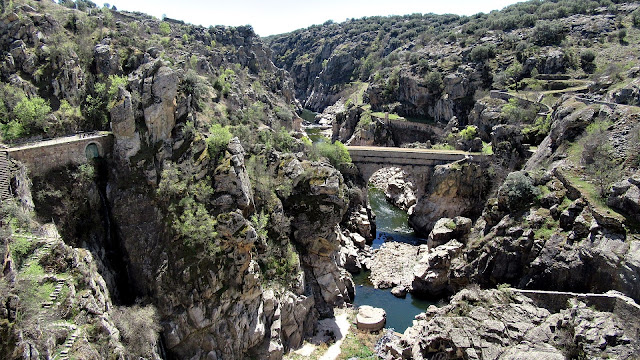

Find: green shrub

[498,171,540,211]
[580,121,618,198]
[532,21,565,46]
[580,50,596,73]
[316,141,351,167]
[171,197,220,255]
[1,120,25,141]
[13,96,51,133]
[107,75,128,106]
[424,71,443,94]
[206,124,232,157]
[11,235,32,266]
[469,44,496,62]
[159,22,171,36]
[459,125,478,141]
[633,8,640,28]
[501,98,537,124]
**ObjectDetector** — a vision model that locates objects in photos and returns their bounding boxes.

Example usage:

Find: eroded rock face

[285,162,354,316]
[369,167,417,211]
[381,288,640,360]
[141,64,178,143]
[409,159,489,236]
[110,87,141,160]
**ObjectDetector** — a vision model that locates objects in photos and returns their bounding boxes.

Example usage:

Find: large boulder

[409,160,489,236]
[427,217,472,248]
[356,306,386,332]
[607,172,640,222]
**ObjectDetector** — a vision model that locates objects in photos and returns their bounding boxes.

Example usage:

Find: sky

[106,0,524,37]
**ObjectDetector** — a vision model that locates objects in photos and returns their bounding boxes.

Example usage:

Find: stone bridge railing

[7,132,114,177]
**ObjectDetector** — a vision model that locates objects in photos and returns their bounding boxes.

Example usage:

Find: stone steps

[0,150,11,201]
[58,327,80,360]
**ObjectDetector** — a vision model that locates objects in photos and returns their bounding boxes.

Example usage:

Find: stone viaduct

[346,145,490,182]
[5,132,114,177]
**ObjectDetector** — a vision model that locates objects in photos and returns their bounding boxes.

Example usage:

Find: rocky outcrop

[369,238,465,298]
[467,98,506,142]
[369,167,417,211]
[607,172,640,222]
[427,216,472,248]
[462,170,640,302]
[381,288,640,359]
[409,159,489,236]
[110,87,141,161]
[140,64,179,143]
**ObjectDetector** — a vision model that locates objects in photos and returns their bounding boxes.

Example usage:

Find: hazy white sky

[106,0,524,36]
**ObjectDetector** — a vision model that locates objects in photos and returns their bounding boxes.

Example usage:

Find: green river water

[352,188,436,332]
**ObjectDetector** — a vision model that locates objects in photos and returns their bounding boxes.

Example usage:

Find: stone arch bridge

[346,146,490,183]
[5,132,114,177]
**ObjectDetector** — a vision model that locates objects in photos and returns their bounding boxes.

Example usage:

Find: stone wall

[7,133,114,176]
[512,289,640,317]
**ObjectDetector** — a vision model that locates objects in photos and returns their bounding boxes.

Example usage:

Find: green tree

[13,96,51,133]
[424,71,444,94]
[206,124,232,157]
[159,22,171,36]
[532,21,566,46]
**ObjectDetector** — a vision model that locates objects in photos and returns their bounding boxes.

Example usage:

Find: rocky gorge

[2,0,640,359]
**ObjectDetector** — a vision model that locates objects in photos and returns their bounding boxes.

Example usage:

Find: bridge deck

[7,132,112,151]
[347,146,489,167]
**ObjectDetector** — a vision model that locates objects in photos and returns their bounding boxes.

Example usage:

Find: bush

[501,98,537,124]
[459,125,478,141]
[316,141,351,167]
[206,124,232,157]
[580,121,618,198]
[532,21,565,46]
[112,305,161,358]
[158,22,171,36]
[497,171,539,211]
[469,44,496,62]
[424,71,444,94]
[580,50,596,73]
[633,8,640,28]
[13,96,51,133]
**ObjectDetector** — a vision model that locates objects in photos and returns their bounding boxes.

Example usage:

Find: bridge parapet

[7,132,114,177]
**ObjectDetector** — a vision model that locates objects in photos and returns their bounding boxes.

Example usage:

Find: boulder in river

[356,305,386,332]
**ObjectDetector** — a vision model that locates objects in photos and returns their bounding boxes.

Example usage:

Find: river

[352,188,436,332]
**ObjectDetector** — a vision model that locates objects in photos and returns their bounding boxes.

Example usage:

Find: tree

[532,21,565,46]
[580,50,596,73]
[580,122,618,198]
[159,22,171,36]
[424,71,444,94]
[13,96,51,133]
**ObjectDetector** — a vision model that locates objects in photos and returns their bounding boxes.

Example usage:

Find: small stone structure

[356,305,386,332]
[7,132,113,176]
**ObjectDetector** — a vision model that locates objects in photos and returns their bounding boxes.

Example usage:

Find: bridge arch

[85,141,102,159]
